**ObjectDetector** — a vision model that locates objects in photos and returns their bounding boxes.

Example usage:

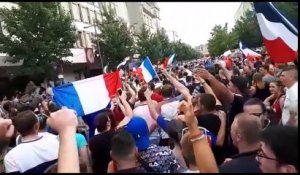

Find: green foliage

[170,41,200,61]
[135,25,199,63]
[207,23,238,56]
[135,24,161,62]
[95,4,134,71]
[232,10,262,48]
[0,2,76,74]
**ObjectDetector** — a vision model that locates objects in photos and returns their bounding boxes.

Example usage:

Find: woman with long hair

[264,80,285,125]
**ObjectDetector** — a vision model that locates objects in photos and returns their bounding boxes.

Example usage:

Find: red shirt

[151,92,163,103]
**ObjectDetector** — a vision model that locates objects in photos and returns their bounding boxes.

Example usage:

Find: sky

[158,2,241,47]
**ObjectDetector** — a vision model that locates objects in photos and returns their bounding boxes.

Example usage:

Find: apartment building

[126,2,160,34]
[0,2,160,83]
[234,2,253,22]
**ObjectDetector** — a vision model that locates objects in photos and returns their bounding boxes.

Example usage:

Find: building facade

[126,2,160,34]
[234,2,253,22]
[195,44,209,55]
[0,2,161,83]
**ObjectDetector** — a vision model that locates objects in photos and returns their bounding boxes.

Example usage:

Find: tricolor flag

[53,71,121,117]
[239,41,261,58]
[117,57,130,70]
[254,2,298,63]
[163,53,176,69]
[137,56,157,83]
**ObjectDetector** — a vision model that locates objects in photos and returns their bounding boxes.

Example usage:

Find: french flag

[254,2,298,63]
[239,42,261,58]
[137,56,157,83]
[117,57,130,70]
[163,53,176,69]
[53,71,121,117]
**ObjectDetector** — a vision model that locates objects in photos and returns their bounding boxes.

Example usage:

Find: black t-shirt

[89,130,115,173]
[253,83,271,101]
[224,94,247,157]
[196,113,223,165]
[219,150,261,173]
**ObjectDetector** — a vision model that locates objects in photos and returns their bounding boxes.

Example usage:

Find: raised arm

[47,109,79,173]
[196,68,234,105]
[116,92,134,128]
[125,83,136,105]
[179,101,219,173]
[144,88,159,121]
[195,75,222,106]
[215,110,226,147]
[162,69,192,102]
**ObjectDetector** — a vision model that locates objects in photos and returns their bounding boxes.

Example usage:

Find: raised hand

[196,68,213,80]
[178,100,198,127]
[0,118,15,140]
[47,108,78,135]
[144,88,152,99]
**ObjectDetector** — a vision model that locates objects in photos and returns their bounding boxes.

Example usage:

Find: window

[81,7,90,24]
[82,31,88,48]
[77,31,84,48]
[71,3,82,21]
[86,33,93,48]
[96,13,102,23]
[60,2,70,14]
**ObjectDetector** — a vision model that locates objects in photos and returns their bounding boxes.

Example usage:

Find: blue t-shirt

[157,115,169,131]
[75,133,87,151]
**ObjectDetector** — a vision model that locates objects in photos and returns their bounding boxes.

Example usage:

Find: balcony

[142,2,156,18]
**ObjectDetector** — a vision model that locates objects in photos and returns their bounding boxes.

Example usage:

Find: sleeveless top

[271,94,285,125]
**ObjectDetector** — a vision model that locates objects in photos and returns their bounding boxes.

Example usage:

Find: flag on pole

[163,53,176,69]
[253,2,298,63]
[53,71,121,117]
[239,42,261,58]
[137,56,157,83]
[117,57,130,70]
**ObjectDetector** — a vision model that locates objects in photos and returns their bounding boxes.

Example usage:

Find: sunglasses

[256,149,277,161]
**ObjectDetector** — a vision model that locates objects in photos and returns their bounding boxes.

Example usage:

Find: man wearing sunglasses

[243,98,271,129]
[256,125,298,173]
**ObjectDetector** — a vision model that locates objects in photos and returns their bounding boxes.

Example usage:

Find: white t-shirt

[282,82,298,125]
[133,103,160,139]
[4,133,59,173]
[160,100,180,139]
[133,104,155,129]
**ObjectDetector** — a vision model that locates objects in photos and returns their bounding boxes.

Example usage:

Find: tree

[154,28,172,59]
[170,41,200,61]
[135,24,161,62]
[232,10,262,48]
[0,2,76,75]
[207,23,238,57]
[95,4,134,71]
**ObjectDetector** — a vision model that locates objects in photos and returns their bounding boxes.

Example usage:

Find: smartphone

[118,89,122,96]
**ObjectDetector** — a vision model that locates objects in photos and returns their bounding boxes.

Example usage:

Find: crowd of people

[0,53,298,173]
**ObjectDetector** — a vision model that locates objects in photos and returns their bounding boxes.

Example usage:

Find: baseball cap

[124,116,150,151]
